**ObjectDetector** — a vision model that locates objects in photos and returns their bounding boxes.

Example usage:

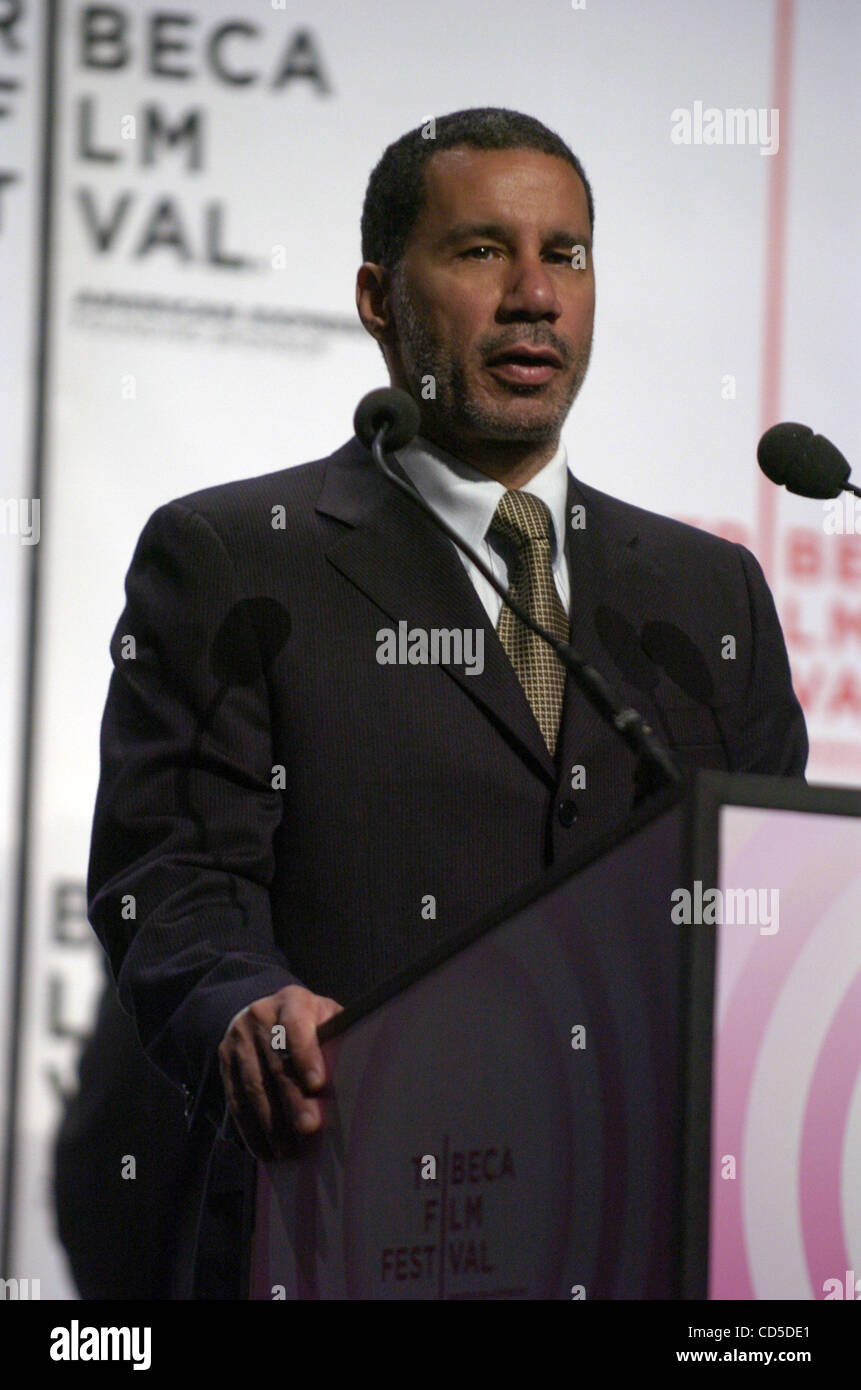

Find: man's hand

[218,984,343,1161]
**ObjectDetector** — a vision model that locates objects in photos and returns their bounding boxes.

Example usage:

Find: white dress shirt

[393,433,572,624]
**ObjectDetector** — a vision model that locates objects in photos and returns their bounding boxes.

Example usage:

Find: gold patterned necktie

[489,490,569,756]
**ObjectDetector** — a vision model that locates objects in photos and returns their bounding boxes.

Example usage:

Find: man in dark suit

[87,107,807,1298]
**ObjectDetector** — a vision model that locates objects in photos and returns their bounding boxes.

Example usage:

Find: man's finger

[279,1007,327,1090]
[280,1073,323,1134]
[222,1047,277,1162]
[224,1026,296,1154]
[259,1035,319,1135]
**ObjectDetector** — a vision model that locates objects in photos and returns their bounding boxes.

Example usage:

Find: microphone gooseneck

[354,388,685,796]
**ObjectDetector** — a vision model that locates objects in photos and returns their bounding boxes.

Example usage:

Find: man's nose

[498,256,562,319]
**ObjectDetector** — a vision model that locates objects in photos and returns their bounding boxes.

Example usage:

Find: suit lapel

[316,437,556,782]
[555,472,675,779]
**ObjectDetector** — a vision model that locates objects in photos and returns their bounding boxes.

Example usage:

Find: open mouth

[485,346,563,385]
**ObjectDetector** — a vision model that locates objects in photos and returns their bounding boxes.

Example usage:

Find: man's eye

[461,247,584,264]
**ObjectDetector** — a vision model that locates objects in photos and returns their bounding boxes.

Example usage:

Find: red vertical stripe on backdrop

[758,0,795,580]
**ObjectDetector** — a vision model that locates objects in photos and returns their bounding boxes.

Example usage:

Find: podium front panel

[707,793,861,1300]
[249,799,696,1300]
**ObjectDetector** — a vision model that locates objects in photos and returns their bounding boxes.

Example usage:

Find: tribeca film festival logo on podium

[379,1146,517,1288]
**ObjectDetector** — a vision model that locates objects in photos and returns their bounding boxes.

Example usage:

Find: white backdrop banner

[3,0,859,1297]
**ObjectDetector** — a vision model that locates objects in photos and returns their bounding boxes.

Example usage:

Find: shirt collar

[393,433,570,562]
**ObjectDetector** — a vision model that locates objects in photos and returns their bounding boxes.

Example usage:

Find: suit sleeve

[87,500,300,1132]
[731,543,808,777]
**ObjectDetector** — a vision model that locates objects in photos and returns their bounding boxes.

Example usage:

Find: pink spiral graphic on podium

[709,809,861,1300]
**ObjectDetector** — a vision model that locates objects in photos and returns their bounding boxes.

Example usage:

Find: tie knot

[490,490,554,550]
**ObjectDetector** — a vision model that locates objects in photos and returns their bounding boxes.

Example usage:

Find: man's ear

[355,262,395,347]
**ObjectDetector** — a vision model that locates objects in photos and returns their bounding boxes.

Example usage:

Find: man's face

[382,147,595,457]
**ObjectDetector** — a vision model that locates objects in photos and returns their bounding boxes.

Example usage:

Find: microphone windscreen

[757,422,849,498]
[791,434,852,498]
[354,387,421,451]
[757,422,812,485]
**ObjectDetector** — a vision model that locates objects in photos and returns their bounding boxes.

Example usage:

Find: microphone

[757,422,861,499]
[354,387,421,452]
[353,387,684,798]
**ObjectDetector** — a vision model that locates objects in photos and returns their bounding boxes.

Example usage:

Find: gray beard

[391,277,592,446]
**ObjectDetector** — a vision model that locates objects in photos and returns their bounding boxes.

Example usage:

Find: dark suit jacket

[87,434,807,1295]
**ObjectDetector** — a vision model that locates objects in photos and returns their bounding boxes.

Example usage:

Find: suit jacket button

[557,798,578,827]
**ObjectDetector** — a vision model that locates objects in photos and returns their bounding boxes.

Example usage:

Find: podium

[248,771,861,1300]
